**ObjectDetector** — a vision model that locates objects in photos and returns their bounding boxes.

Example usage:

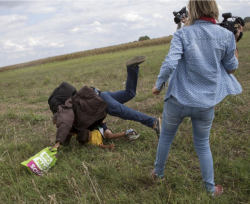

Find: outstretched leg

[108,56,147,104]
[100,56,160,135]
[108,66,139,104]
[100,91,155,127]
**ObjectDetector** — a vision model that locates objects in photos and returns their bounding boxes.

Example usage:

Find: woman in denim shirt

[151,0,243,196]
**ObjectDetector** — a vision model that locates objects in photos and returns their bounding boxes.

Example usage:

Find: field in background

[244,21,250,31]
[1,21,249,73]
[0,31,249,203]
[0,36,173,73]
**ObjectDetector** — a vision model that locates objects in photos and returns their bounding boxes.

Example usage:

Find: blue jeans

[154,97,215,193]
[100,65,156,128]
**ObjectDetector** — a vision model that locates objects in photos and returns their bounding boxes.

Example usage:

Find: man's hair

[187,0,219,26]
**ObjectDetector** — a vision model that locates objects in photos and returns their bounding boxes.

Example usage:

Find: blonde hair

[187,0,219,26]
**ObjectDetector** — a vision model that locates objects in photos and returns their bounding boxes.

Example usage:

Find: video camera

[217,13,245,41]
[173,7,188,24]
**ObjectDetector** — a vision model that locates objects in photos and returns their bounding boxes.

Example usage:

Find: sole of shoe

[126,56,147,66]
[129,134,140,141]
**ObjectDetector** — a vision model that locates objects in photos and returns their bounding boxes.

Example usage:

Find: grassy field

[0,31,249,204]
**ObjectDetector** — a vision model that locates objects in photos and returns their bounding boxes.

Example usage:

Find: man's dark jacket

[56,86,108,144]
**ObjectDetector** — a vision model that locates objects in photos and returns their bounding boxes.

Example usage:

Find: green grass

[0,32,249,204]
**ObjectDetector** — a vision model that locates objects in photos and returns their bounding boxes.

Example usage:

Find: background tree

[138,36,150,41]
[244,17,250,23]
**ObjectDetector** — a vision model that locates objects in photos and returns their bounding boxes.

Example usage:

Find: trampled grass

[0,32,249,204]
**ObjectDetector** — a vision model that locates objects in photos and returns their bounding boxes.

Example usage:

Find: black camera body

[217,13,245,34]
[173,7,188,24]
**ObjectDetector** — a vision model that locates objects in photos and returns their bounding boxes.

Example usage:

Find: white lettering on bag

[40,152,53,165]
[30,163,43,176]
[32,152,53,172]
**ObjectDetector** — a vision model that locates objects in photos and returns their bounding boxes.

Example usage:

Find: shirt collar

[199,17,216,24]
[194,19,216,25]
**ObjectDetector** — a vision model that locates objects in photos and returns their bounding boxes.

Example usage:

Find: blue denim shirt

[156,20,242,108]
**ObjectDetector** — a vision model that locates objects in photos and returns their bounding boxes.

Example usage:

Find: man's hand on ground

[53,141,60,149]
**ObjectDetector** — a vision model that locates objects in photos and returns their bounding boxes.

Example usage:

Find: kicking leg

[108,56,147,104]
[100,91,155,128]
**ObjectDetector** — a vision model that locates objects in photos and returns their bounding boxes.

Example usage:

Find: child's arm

[104,129,140,141]
[104,129,126,139]
[99,143,115,151]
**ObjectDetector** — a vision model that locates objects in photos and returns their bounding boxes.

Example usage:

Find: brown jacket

[56,86,108,144]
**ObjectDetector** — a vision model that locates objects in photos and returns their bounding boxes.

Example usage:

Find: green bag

[21,147,58,176]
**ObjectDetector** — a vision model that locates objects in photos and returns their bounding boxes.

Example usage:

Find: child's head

[88,131,92,141]
[52,112,57,125]
[74,129,92,145]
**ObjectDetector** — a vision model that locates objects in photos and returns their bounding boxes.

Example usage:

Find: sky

[0,0,249,68]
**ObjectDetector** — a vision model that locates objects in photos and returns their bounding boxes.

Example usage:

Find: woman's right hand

[152,86,161,95]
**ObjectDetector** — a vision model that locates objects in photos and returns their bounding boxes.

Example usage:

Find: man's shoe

[213,185,223,197]
[153,117,161,139]
[126,56,147,67]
